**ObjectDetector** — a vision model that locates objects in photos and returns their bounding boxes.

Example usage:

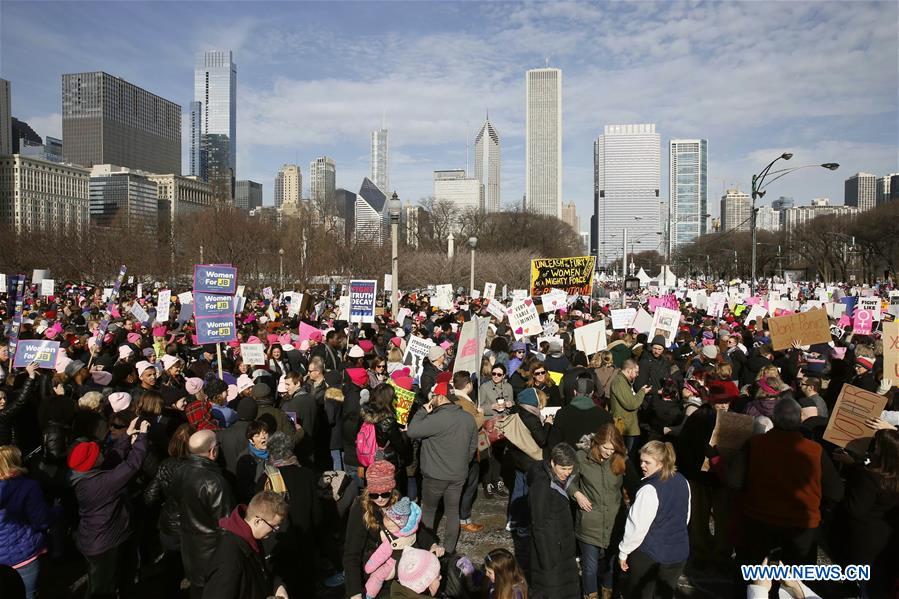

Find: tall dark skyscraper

[192,50,236,201]
[61,72,180,173]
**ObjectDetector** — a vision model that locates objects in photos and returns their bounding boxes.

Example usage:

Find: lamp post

[278,248,285,289]
[199,244,204,264]
[387,192,402,317]
[468,236,478,295]
[750,154,839,293]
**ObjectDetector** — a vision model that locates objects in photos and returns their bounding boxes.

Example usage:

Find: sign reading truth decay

[530,255,596,297]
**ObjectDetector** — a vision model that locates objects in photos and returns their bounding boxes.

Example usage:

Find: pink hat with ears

[45,322,64,340]
[127,333,141,345]
[247,335,262,345]
[152,326,167,337]
[55,354,73,374]
[228,340,240,348]
[278,333,291,346]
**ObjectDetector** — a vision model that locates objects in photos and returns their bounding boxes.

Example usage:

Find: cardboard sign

[610,308,637,330]
[858,297,881,321]
[129,302,150,324]
[650,307,681,346]
[709,411,755,454]
[573,320,608,356]
[768,308,831,351]
[156,289,171,323]
[40,279,55,297]
[483,282,496,302]
[194,292,235,318]
[506,298,541,339]
[13,339,60,368]
[530,255,596,296]
[195,316,237,344]
[484,298,506,322]
[193,265,238,295]
[402,336,434,381]
[453,319,485,375]
[434,284,454,310]
[349,279,377,324]
[240,343,266,366]
[853,309,874,335]
[631,308,653,334]
[389,380,416,426]
[336,295,351,320]
[824,384,889,453]
[540,289,567,312]
[883,320,899,379]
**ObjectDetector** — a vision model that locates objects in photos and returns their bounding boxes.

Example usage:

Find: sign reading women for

[13,339,60,368]
[530,255,596,297]
[349,279,377,323]
[196,316,237,344]
[193,265,238,295]
[194,293,235,318]
[506,298,541,339]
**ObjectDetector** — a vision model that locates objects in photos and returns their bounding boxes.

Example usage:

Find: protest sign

[453,319,485,375]
[384,273,392,291]
[483,282,496,301]
[434,284,454,310]
[511,289,528,302]
[402,336,433,380]
[826,301,847,319]
[31,269,48,285]
[262,287,274,300]
[396,307,411,325]
[631,308,653,334]
[40,279,55,297]
[702,411,755,472]
[288,293,304,317]
[0,274,5,292]
[858,296,881,321]
[768,308,831,351]
[610,308,637,330]
[883,321,899,379]
[539,289,567,312]
[156,290,171,323]
[194,292,235,318]
[240,343,266,366]
[193,265,237,295]
[574,320,608,356]
[388,380,416,426]
[129,302,150,324]
[650,307,681,346]
[13,339,60,368]
[470,290,480,299]
[336,295,351,320]
[506,298,541,339]
[889,291,899,318]
[501,284,508,300]
[349,279,377,323]
[484,298,506,322]
[530,255,596,297]
[647,295,678,314]
[824,384,889,453]
[177,291,193,305]
[853,309,874,335]
[298,321,321,344]
[744,304,768,326]
[236,285,245,298]
[195,316,237,344]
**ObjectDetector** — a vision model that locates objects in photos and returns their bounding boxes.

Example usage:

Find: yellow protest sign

[530,256,596,297]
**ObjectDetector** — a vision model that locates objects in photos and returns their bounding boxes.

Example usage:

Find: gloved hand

[878,378,893,395]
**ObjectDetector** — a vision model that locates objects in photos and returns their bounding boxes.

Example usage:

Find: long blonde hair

[640,440,677,481]
[360,488,400,531]
[0,445,27,479]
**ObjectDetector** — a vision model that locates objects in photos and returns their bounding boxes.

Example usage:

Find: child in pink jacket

[364,497,422,598]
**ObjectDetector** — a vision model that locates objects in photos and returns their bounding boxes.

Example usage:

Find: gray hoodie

[407,401,477,481]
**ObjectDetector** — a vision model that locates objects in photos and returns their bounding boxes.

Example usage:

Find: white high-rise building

[668,139,708,252]
[593,124,661,265]
[309,156,336,207]
[474,117,500,212]
[756,205,781,232]
[192,50,236,197]
[370,128,389,194]
[525,68,562,218]
[876,174,897,205]
[274,164,301,209]
[845,172,876,211]
[0,79,11,157]
[433,169,484,228]
[783,198,858,230]
[720,188,751,233]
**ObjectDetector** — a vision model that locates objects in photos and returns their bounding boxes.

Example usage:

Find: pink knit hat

[366,460,396,494]
[397,547,441,593]
[108,392,132,413]
[185,377,204,395]
[346,367,368,388]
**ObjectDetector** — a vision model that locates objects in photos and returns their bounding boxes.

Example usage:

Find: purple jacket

[70,433,148,556]
[0,475,51,566]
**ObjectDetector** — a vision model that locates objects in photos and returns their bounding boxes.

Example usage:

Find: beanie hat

[390,368,414,391]
[347,344,365,359]
[251,383,272,400]
[127,332,141,345]
[141,347,155,358]
[185,377,204,395]
[517,387,539,408]
[161,354,181,371]
[701,344,718,360]
[64,360,86,378]
[67,441,100,472]
[108,392,132,413]
[366,460,396,494]
[91,370,113,386]
[346,367,368,388]
[856,356,874,370]
[431,370,452,397]
[397,547,441,594]
[390,336,403,348]
[236,396,259,421]
[427,345,445,363]
[135,360,155,377]
[152,326,167,337]
[358,339,374,354]
[236,374,255,393]
[510,341,527,352]
[650,335,667,348]
[386,496,412,528]
[205,378,228,399]
[118,345,134,360]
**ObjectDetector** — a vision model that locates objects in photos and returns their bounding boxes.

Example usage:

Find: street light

[468,236,478,296]
[387,192,402,317]
[278,248,285,289]
[751,154,839,293]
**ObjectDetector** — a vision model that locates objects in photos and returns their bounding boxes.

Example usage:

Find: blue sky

[2,1,897,229]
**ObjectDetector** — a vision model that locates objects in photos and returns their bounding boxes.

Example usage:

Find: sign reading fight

[194,292,235,318]
[193,265,238,295]
[195,316,237,344]
[13,339,60,368]
[349,279,377,324]
[530,255,596,297]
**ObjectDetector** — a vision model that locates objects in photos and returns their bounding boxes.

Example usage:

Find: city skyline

[2,1,897,227]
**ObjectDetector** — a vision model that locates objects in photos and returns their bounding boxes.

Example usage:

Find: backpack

[355,421,379,467]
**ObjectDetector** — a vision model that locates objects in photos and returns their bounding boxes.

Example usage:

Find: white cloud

[21,112,62,140]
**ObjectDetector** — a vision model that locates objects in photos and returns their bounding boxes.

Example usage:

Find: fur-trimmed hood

[324,386,344,402]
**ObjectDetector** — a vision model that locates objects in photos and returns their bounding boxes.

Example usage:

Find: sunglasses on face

[369,491,392,499]
[491,372,504,377]
[534,370,546,376]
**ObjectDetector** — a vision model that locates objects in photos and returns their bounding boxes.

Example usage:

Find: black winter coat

[508,406,551,472]
[201,529,271,599]
[142,456,187,548]
[527,461,580,599]
[217,420,252,475]
[0,376,36,446]
[546,396,613,452]
[635,353,669,400]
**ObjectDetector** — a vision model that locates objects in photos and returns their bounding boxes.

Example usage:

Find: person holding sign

[0,363,39,446]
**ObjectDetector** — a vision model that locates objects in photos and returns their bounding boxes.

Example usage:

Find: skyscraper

[309,156,336,211]
[560,201,579,233]
[235,180,262,211]
[668,139,708,253]
[371,128,389,194]
[525,68,562,218]
[62,72,180,173]
[89,165,158,235]
[274,164,301,209]
[193,50,236,200]
[720,188,751,232]
[0,79,11,156]
[593,124,661,265]
[474,116,501,212]
[433,169,484,229]
[876,174,898,205]
[844,172,876,211]
[0,155,90,235]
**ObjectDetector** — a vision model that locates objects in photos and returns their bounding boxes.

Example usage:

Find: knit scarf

[248,442,270,461]
[271,455,299,468]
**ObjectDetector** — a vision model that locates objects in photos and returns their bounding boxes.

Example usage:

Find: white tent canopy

[636,268,652,284]
[657,265,676,287]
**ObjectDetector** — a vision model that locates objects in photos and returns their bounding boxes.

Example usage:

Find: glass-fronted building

[668,139,708,252]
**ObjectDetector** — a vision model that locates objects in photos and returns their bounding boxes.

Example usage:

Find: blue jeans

[508,469,530,530]
[16,559,40,599]
[579,540,613,594]
[330,449,344,471]
[624,435,640,462]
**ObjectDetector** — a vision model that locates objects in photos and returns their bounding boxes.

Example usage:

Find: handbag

[482,416,506,444]
[477,429,491,460]
[497,413,543,461]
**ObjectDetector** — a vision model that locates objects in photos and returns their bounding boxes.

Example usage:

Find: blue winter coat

[0,475,51,566]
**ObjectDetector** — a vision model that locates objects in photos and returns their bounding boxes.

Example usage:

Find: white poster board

[574,320,608,356]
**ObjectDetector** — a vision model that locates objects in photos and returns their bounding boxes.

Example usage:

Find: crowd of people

[0,275,897,599]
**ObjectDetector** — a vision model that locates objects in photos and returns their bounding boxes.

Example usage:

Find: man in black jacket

[216,397,258,475]
[171,429,236,599]
[202,490,289,599]
[635,335,670,404]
